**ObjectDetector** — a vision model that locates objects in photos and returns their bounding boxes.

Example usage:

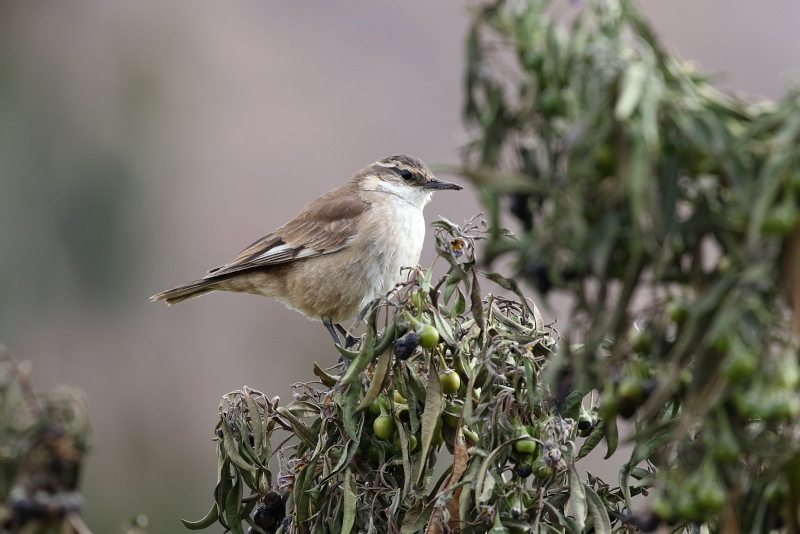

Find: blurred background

[0,1,798,532]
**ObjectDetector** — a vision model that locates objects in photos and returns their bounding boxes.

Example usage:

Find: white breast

[353,194,426,307]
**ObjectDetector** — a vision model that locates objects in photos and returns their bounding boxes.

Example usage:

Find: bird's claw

[344,334,359,349]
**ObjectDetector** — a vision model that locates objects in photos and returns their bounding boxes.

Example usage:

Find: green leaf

[399,365,420,435]
[287,401,321,418]
[523,358,538,412]
[397,426,414,498]
[421,266,434,294]
[452,288,467,317]
[478,270,534,320]
[356,345,392,412]
[443,271,462,305]
[340,383,362,443]
[225,470,244,534]
[295,451,320,534]
[366,516,376,534]
[562,383,592,419]
[213,453,232,529]
[569,468,587,532]
[417,354,445,484]
[320,433,361,484]
[584,484,611,534]
[432,307,457,346]
[577,421,605,460]
[181,504,218,531]
[406,361,428,404]
[615,62,648,120]
[470,270,485,343]
[474,438,523,503]
[335,345,360,362]
[603,416,618,459]
[478,471,496,502]
[338,307,379,388]
[543,501,579,534]
[400,499,436,534]
[619,427,672,510]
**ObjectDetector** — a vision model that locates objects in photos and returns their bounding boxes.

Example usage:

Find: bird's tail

[150,279,220,305]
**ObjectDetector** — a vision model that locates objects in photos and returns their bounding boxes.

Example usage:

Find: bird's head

[358,154,462,208]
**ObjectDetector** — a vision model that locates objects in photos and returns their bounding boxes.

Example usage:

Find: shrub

[188,0,800,532]
[458,0,800,531]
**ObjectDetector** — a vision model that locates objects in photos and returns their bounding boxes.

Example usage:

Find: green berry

[515,439,538,454]
[593,145,616,176]
[369,394,389,417]
[667,301,688,326]
[373,414,396,440]
[629,328,653,354]
[723,350,756,383]
[439,369,461,394]
[696,481,726,512]
[394,404,410,423]
[533,464,552,479]
[443,404,462,428]
[418,325,440,349]
[462,427,479,444]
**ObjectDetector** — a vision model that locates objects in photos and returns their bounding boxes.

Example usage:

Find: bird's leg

[334,323,359,349]
[322,318,343,347]
[323,318,352,371]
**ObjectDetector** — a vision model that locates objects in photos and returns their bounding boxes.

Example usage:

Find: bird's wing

[204,180,368,279]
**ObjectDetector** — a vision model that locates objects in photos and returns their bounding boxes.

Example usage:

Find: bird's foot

[344,334,359,349]
[333,322,360,349]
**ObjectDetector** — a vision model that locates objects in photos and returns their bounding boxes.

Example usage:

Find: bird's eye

[400,169,414,181]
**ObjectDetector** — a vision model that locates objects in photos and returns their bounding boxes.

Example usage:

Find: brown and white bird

[150,154,461,344]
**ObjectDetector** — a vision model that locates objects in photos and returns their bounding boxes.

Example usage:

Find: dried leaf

[275,407,317,449]
[313,363,339,388]
[219,415,257,473]
[244,391,264,457]
[342,468,357,534]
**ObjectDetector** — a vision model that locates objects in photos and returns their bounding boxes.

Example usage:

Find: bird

[150,154,462,345]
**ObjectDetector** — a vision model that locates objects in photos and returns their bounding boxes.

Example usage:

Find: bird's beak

[422,179,463,191]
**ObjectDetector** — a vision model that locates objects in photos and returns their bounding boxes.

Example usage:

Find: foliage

[459,0,800,531]
[185,219,643,534]
[0,348,92,533]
